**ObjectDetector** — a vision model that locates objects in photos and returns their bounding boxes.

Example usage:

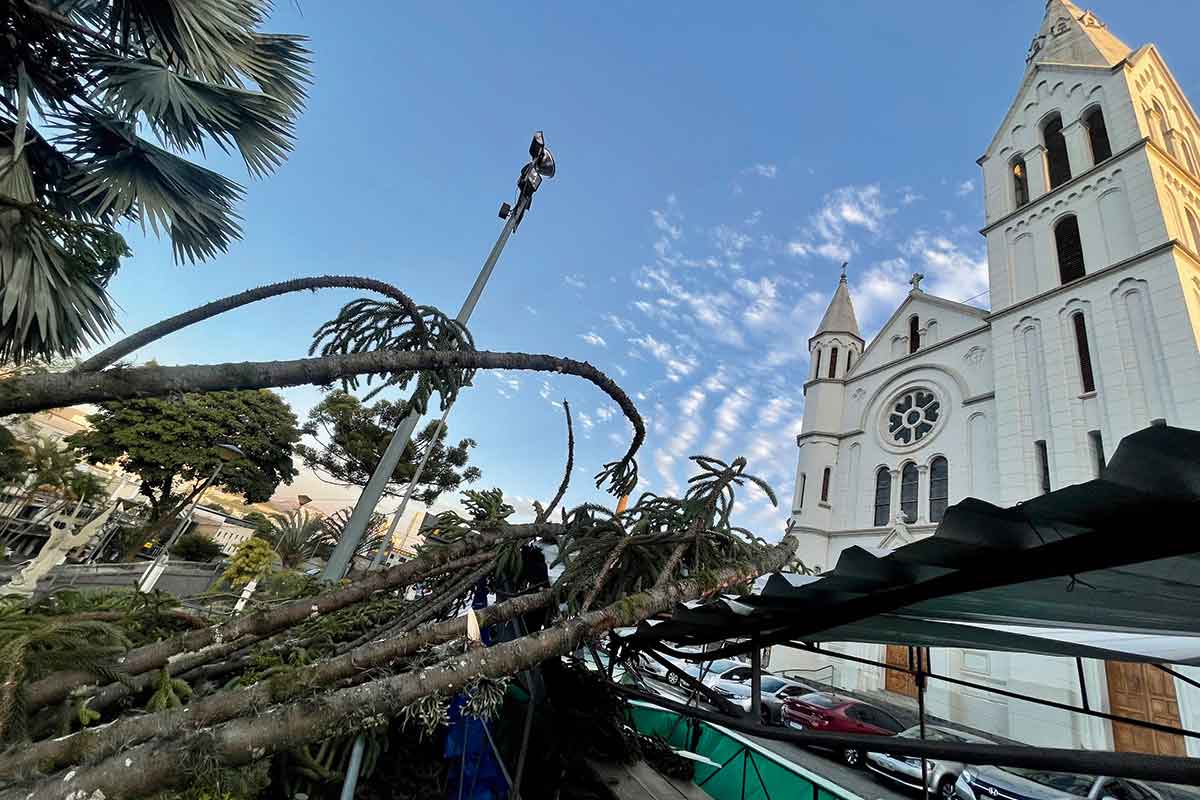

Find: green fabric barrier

[626,701,865,800]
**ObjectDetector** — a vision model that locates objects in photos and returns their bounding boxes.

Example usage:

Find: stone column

[1063,120,1093,177]
[1024,144,1050,200]
[888,468,901,522]
[916,464,930,523]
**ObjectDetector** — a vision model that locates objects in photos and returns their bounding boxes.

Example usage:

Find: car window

[759,677,787,693]
[780,686,808,697]
[876,709,905,732]
[703,660,739,675]
[845,705,870,723]
[724,667,752,681]
[1102,781,1158,800]
[799,693,843,709]
[1001,769,1096,795]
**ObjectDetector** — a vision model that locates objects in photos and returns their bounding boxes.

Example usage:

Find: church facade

[778,1,1200,755]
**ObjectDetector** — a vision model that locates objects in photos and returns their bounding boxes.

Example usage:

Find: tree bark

[23,533,520,711]
[0,590,555,782]
[6,536,794,799]
[76,276,428,373]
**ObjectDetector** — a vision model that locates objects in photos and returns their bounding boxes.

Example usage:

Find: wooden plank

[587,758,711,800]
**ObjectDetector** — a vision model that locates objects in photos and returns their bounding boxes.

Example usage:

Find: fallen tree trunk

[0,590,556,782]
[23,528,545,712]
[6,536,795,799]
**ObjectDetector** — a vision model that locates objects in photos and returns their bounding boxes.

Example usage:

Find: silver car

[867,725,992,800]
[954,766,1165,800]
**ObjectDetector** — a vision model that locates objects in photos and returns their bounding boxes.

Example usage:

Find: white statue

[3,499,117,597]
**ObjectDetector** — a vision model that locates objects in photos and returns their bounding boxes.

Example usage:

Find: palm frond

[92,57,295,176]
[60,110,244,263]
[99,0,268,78]
[235,33,312,117]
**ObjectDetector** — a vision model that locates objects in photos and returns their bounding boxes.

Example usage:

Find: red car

[780,692,905,768]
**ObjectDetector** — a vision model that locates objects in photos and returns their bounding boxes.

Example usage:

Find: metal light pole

[322,132,556,582]
[137,443,245,592]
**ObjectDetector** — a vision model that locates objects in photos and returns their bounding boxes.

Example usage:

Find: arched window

[828,347,839,379]
[1055,216,1086,283]
[908,316,920,354]
[846,351,853,373]
[1084,107,1112,164]
[1043,114,1072,189]
[1072,312,1096,394]
[1153,101,1175,156]
[813,348,822,379]
[820,467,832,503]
[900,462,919,523]
[1011,157,1030,207]
[798,473,806,509]
[929,456,949,523]
[873,468,891,527]
[1187,209,1200,253]
[1180,138,1199,175]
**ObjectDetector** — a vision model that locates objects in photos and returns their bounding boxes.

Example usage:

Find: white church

[777,0,1200,756]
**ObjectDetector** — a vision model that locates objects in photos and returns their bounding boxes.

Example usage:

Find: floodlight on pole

[322,131,556,582]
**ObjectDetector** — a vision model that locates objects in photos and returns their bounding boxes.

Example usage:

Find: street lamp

[323,131,557,582]
[137,442,245,592]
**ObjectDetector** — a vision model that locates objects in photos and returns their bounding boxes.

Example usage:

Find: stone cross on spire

[910,272,925,292]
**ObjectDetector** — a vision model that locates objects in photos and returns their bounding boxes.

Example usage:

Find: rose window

[888,389,940,445]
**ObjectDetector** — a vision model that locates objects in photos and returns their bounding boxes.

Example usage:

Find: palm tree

[0,1,311,363]
[262,510,325,569]
[0,436,82,544]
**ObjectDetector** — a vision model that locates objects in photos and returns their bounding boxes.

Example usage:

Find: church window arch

[1011,156,1030,208]
[900,462,919,523]
[873,467,891,527]
[1153,100,1175,156]
[812,347,822,379]
[1055,215,1086,284]
[798,473,806,509]
[846,350,854,373]
[1182,137,1200,176]
[1071,311,1096,394]
[828,347,839,379]
[908,315,920,354]
[1186,208,1200,254]
[1043,113,1072,189]
[929,456,949,523]
[1083,105,1112,164]
[820,467,832,503]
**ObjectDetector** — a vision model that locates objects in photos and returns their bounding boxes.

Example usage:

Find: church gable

[1127,46,1200,153]
[850,292,988,377]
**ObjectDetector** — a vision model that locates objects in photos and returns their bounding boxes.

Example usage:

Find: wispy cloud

[492,371,521,399]
[563,273,587,290]
[956,179,976,197]
[748,163,778,179]
[578,331,607,348]
[787,184,894,264]
[633,334,698,381]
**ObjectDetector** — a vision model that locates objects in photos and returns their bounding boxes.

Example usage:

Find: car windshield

[759,677,787,692]
[999,768,1095,795]
[899,727,968,742]
[797,693,842,709]
[697,659,739,675]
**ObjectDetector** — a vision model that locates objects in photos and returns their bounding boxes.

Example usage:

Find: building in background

[779,0,1200,758]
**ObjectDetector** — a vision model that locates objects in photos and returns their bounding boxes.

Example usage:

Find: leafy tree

[0,0,311,363]
[221,536,278,588]
[170,533,223,563]
[260,510,324,569]
[66,390,300,521]
[316,507,388,562]
[296,390,481,505]
[0,426,28,487]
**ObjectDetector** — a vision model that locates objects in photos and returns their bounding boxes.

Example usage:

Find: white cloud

[602,313,636,335]
[734,276,781,327]
[750,163,778,179]
[634,334,698,381]
[524,305,538,315]
[492,371,521,399]
[901,232,988,306]
[578,332,607,348]
[706,388,752,454]
[637,266,744,347]
[787,184,894,264]
[539,380,553,401]
[596,405,615,421]
[956,179,976,197]
[563,273,587,290]
[900,188,923,205]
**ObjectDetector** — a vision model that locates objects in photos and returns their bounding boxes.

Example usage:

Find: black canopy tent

[610,425,1200,783]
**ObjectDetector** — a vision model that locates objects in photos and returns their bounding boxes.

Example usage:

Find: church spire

[815,268,861,341]
[1026,1,1131,69]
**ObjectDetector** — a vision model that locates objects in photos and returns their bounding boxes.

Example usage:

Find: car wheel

[939,776,957,800]
[841,748,861,768]
[666,672,679,686]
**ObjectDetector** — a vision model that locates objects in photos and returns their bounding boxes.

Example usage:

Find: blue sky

[99,1,1200,536]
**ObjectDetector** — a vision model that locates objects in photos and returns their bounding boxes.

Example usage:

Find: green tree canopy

[295,390,481,506]
[67,390,300,520]
[260,510,324,569]
[0,426,29,486]
[170,532,223,563]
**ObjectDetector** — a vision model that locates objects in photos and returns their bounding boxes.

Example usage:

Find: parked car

[780,692,906,767]
[866,725,992,799]
[955,766,1165,800]
[713,676,814,724]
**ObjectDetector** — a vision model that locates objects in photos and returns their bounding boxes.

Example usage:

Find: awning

[620,425,1200,665]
